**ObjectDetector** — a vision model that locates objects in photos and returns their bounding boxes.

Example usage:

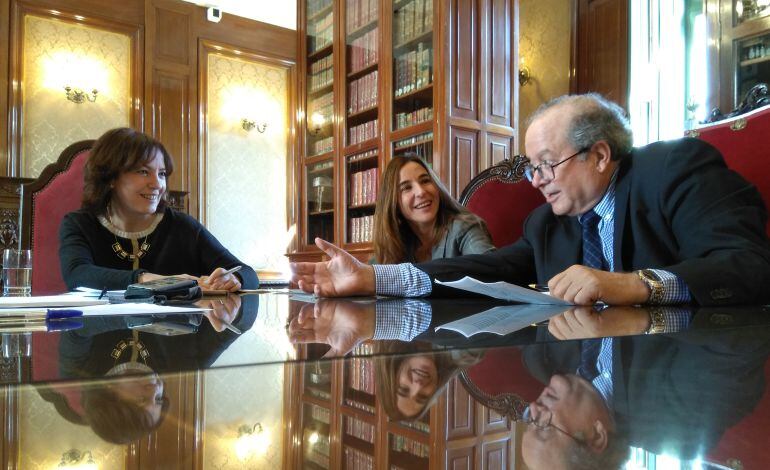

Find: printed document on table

[435,276,572,305]
[435,304,571,337]
[0,295,109,308]
[73,303,210,316]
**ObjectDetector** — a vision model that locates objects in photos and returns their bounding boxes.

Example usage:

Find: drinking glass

[2,249,32,296]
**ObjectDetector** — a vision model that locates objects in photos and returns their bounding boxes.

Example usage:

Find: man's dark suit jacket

[417,138,770,306]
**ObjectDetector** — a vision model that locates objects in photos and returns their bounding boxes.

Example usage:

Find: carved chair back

[458,156,544,248]
[687,99,770,236]
[21,140,93,295]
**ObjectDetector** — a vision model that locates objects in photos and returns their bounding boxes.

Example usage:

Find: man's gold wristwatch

[645,307,666,334]
[636,269,664,305]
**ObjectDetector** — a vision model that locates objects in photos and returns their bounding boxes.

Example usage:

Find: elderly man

[292,93,770,306]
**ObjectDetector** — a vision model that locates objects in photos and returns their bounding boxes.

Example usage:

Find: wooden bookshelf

[291,0,522,261]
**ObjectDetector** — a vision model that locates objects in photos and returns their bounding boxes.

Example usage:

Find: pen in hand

[528,284,550,292]
[222,265,243,276]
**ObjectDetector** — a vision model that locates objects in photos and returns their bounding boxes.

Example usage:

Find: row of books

[397,418,430,434]
[308,386,332,401]
[309,55,334,93]
[394,0,433,46]
[394,131,433,150]
[344,446,374,470]
[349,118,378,145]
[395,106,433,130]
[394,43,433,97]
[349,343,375,393]
[347,0,379,32]
[391,435,430,458]
[305,448,330,469]
[350,215,373,244]
[308,0,333,18]
[312,136,334,155]
[344,397,376,414]
[348,27,379,73]
[310,403,331,424]
[345,416,375,443]
[348,149,377,163]
[308,10,334,53]
[348,71,378,115]
[310,93,334,125]
[304,429,331,456]
[349,167,378,206]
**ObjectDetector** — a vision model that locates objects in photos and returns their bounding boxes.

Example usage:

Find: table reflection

[2,294,770,468]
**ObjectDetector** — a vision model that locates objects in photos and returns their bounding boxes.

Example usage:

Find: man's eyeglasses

[524,147,591,182]
[522,405,585,445]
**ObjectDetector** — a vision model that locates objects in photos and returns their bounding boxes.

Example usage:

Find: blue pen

[46,309,84,320]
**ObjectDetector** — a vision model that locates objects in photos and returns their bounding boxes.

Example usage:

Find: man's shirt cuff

[649,269,691,304]
[373,263,432,297]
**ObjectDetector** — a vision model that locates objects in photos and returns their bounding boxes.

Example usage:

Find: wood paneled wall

[441,0,520,197]
[0,0,296,217]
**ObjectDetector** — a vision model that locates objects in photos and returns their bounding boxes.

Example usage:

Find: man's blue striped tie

[580,209,606,270]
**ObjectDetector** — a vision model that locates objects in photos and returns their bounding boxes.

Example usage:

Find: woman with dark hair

[373,154,494,264]
[59,127,258,290]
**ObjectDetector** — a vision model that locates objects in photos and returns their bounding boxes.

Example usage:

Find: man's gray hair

[527,93,634,160]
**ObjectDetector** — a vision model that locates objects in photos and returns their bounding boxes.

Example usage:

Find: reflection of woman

[59,127,258,291]
[54,294,257,443]
[374,341,482,421]
[373,155,494,263]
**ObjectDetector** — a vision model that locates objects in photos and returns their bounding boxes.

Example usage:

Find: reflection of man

[292,93,770,306]
[521,322,770,467]
[522,373,627,470]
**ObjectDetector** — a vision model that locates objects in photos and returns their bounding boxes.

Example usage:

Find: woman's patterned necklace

[107,207,151,261]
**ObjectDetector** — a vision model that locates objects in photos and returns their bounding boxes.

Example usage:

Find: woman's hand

[138,272,199,283]
[199,267,242,292]
[197,294,242,332]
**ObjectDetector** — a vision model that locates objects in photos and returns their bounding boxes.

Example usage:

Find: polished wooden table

[1,293,768,469]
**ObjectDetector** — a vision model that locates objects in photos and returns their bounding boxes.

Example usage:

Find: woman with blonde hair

[373,154,494,263]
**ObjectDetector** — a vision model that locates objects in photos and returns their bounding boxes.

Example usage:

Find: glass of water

[2,249,32,296]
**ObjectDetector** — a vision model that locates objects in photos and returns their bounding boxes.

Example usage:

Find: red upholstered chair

[686,85,770,236]
[458,346,543,420]
[456,158,545,418]
[459,155,544,247]
[20,140,93,295]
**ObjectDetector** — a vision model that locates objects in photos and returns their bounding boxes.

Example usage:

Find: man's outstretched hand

[290,238,376,297]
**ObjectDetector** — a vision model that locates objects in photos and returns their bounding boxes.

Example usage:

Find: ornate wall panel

[154,72,190,195]
[450,0,480,120]
[488,134,511,166]
[21,15,131,178]
[487,0,512,127]
[155,8,189,64]
[446,445,475,469]
[203,295,291,469]
[446,377,476,439]
[449,127,478,197]
[203,50,291,275]
[481,438,509,470]
[518,0,571,143]
[17,386,124,469]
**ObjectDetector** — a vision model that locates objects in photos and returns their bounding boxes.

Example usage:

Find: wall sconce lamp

[235,423,270,460]
[308,112,326,136]
[241,118,267,133]
[518,66,532,87]
[58,449,97,469]
[64,86,98,104]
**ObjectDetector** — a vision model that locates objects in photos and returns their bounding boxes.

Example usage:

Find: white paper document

[0,295,109,308]
[74,303,210,316]
[435,276,572,305]
[435,304,570,337]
